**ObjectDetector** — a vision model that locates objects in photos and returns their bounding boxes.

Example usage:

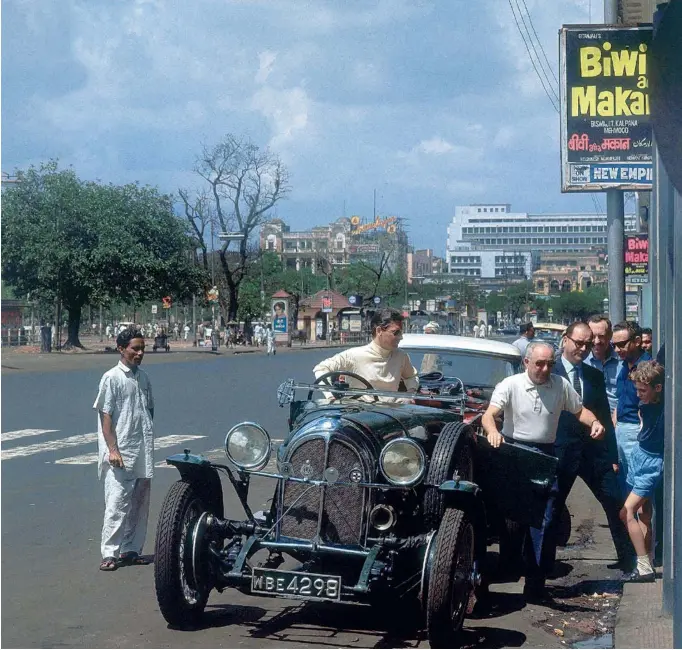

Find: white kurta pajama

[313,340,419,403]
[94,361,155,560]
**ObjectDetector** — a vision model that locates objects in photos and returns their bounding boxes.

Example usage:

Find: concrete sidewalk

[614,577,673,648]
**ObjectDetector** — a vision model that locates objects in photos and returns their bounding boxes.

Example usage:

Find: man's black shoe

[523,588,555,607]
[624,569,655,583]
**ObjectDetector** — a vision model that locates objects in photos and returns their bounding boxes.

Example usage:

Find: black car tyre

[423,422,474,530]
[426,507,475,648]
[155,480,210,627]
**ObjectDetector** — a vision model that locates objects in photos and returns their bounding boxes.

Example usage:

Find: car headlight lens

[224,423,271,470]
[379,438,426,486]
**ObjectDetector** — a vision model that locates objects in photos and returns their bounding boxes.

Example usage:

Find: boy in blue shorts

[619,361,664,582]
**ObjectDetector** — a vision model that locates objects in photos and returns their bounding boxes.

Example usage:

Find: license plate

[251,567,342,602]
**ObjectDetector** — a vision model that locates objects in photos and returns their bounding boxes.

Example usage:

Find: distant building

[260,215,408,273]
[445,203,637,283]
[407,249,445,283]
[533,251,608,295]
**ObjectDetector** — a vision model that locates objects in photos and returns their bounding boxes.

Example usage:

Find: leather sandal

[99,557,118,571]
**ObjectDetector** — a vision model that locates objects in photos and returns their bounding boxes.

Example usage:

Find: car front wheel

[154,480,210,627]
[425,507,475,648]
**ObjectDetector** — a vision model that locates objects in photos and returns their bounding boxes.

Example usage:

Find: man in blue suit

[551,321,634,571]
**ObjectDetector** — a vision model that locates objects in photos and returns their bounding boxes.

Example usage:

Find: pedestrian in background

[183,324,190,341]
[472,323,480,338]
[94,327,154,572]
[640,327,653,354]
[552,321,634,572]
[481,341,605,604]
[478,321,487,338]
[612,321,651,495]
[266,324,276,355]
[512,322,535,355]
[586,315,620,414]
[620,360,665,582]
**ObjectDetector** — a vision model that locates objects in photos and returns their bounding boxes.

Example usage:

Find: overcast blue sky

[2,0,604,254]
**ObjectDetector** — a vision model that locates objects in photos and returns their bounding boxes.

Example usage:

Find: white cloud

[256,50,277,84]
[418,137,456,155]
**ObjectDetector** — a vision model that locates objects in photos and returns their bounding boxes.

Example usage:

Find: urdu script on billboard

[560,25,652,192]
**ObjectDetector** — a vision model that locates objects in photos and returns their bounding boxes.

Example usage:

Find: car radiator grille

[280,437,366,545]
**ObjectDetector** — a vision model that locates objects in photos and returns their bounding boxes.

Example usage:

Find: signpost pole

[604,0,625,323]
[607,189,626,322]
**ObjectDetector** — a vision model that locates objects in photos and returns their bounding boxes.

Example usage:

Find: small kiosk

[271,290,292,347]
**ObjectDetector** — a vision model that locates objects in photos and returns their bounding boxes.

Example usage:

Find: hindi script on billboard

[560,25,652,192]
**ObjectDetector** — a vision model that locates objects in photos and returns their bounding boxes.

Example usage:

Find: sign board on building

[321,296,333,313]
[348,295,362,307]
[351,215,398,235]
[349,244,380,254]
[624,233,649,283]
[373,296,381,305]
[426,299,436,313]
[559,25,652,192]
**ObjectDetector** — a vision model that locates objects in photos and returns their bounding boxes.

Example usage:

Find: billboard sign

[560,25,652,192]
[624,233,649,283]
[321,295,333,313]
[272,299,288,333]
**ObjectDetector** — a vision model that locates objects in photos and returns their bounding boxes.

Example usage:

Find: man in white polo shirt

[481,341,605,604]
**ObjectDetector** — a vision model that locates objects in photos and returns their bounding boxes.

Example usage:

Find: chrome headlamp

[379,438,426,486]
[224,422,271,471]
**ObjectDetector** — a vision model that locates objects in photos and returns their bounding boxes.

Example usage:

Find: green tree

[549,285,608,322]
[2,162,205,348]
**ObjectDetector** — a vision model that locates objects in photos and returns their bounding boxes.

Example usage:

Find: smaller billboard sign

[272,299,288,333]
[624,233,649,283]
[321,296,333,313]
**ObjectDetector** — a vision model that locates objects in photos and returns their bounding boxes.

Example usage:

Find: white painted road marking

[1,433,98,461]
[1,429,59,442]
[56,435,206,465]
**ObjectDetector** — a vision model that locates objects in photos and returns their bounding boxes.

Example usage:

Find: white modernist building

[446,203,637,280]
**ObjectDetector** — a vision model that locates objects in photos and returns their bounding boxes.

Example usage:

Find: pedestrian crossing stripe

[55,435,206,465]
[1,433,206,463]
[1,433,99,461]
[1,429,59,442]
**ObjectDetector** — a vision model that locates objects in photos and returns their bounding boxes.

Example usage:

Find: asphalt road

[1,348,622,649]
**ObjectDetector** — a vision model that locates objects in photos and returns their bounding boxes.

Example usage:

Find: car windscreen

[404,350,520,387]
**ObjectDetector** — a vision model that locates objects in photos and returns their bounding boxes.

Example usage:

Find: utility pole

[604,0,626,324]
[99,304,103,343]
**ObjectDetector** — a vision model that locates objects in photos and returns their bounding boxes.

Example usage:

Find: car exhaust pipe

[369,504,396,531]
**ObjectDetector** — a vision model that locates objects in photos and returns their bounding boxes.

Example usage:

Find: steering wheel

[310,371,376,402]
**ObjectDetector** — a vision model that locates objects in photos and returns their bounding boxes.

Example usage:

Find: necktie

[572,365,582,397]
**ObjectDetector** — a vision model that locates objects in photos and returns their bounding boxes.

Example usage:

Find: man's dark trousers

[551,363,634,567]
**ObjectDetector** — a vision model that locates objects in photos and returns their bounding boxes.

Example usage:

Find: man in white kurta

[94,328,154,570]
[313,309,419,403]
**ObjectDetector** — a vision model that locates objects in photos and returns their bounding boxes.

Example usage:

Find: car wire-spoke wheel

[154,481,211,627]
[426,508,475,649]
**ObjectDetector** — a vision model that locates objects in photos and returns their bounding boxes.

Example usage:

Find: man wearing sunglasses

[313,308,419,403]
[481,341,606,604]
[612,321,651,496]
[552,321,634,573]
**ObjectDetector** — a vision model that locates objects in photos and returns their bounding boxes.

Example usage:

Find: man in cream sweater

[313,309,419,402]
